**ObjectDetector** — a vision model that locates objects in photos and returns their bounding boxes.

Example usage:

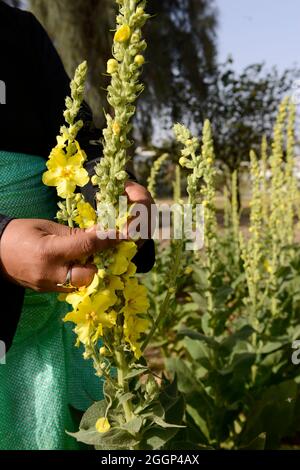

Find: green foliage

[203,61,299,171]
[144,99,300,450]
[69,375,185,450]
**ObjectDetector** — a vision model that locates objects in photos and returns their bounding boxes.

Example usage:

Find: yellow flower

[124,314,150,359]
[112,121,121,135]
[263,259,272,273]
[110,241,137,275]
[107,59,119,74]
[56,132,68,148]
[64,288,118,344]
[96,417,111,433]
[124,262,137,278]
[184,266,193,275]
[74,200,97,228]
[114,24,131,43]
[43,146,89,198]
[62,274,100,310]
[74,322,94,346]
[123,278,149,316]
[97,269,106,279]
[134,55,145,66]
[108,275,124,291]
[64,288,117,325]
[100,346,108,356]
[74,141,87,162]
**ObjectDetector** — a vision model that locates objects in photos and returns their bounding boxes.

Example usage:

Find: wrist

[0,216,15,275]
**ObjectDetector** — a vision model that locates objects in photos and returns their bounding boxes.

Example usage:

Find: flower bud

[134,54,145,66]
[114,24,131,43]
[91,175,98,186]
[179,156,189,167]
[136,7,144,16]
[107,59,119,74]
[115,171,127,181]
[112,121,121,135]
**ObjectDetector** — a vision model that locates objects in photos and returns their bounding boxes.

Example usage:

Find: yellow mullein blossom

[110,241,137,275]
[64,291,118,346]
[123,314,150,359]
[123,278,150,316]
[95,417,111,434]
[114,24,131,43]
[64,289,117,325]
[123,262,137,279]
[74,200,97,228]
[61,274,100,310]
[43,144,89,198]
[107,275,125,291]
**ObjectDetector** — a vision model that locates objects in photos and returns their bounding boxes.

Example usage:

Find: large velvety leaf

[80,401,107,430]
[140,426,180,450]
[240,380,298,449]
[69,426,137,449]
[121,416,143,435]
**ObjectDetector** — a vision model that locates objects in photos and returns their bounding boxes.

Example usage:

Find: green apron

[0,151,103,450]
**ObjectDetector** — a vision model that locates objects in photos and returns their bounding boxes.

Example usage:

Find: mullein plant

[260,135,269,224]
[174,121,220,335]
[147,153,169,200]
[240,98,297,324]
[240,150,264,331]
[44,0,185,450]
[258,97,297,317]
[268,98,288,315]
[283,100,297,249]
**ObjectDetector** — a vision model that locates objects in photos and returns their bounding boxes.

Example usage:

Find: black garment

[0,2,154,350]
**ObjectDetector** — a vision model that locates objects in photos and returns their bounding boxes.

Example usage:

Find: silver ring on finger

[56,266,75,289]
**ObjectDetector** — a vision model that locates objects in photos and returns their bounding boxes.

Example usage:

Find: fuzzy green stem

[66,197,74,228]
[142,240,183,352]
[115,350,133,422]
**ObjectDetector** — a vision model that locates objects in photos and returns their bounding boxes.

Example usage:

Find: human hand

[0,219,119,293]
[124,181,155,243]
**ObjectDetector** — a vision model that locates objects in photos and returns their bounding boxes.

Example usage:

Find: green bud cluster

[241,150,264,322]
[94,0,149,212]
[61,60,88,141]
[283,100,297,247]
[147,153,169,199]
[174,120,218,318]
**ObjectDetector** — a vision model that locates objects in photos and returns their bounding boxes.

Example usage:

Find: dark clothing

[0,2,154,350]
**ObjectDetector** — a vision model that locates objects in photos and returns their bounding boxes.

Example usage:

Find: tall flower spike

[200,120,217,259]
[147,153,169,199]
[241,150,264,323]
[283,99,297,247]
[43,61,89,226]
[173,123,203,209]
[94,0,149,213]
[62,60,88,140]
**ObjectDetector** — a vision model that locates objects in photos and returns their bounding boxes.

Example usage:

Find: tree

[202,60,299,172]
[29,0,115,126]
[135,0,218,146]
[27,0,218,134]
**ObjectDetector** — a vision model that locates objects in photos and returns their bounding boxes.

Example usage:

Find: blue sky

[217,0,300,71]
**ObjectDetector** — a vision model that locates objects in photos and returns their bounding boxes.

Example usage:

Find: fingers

[124,181,156,241]
[45,226,121,262]
[53,263,98,293]
[125,181,154,206]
